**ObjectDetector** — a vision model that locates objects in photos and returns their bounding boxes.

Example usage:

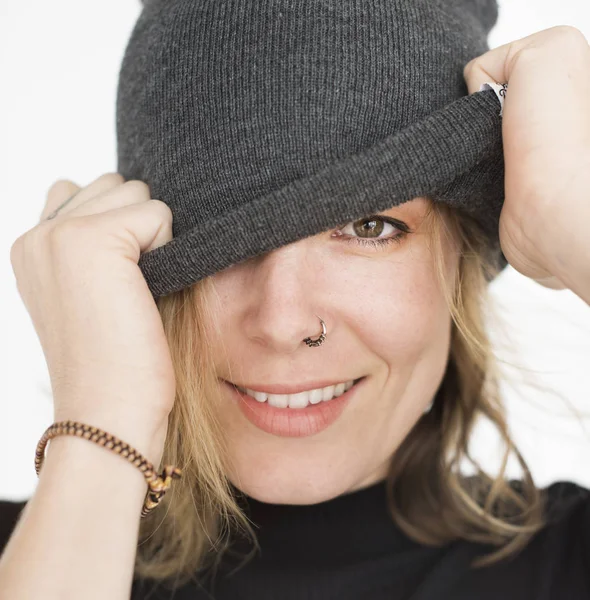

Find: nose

[242,242,327,353]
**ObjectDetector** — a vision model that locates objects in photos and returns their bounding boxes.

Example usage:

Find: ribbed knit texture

[116,0,506,299]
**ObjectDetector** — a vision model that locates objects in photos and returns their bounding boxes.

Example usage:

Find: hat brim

[137,88,505,299]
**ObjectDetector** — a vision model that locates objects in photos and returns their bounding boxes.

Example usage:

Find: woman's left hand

[464,26,590,304]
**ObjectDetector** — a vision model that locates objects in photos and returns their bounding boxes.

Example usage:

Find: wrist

[538,222,590,305]
[50,410,169,468]
[546,257,590,306]
[38,434,154,518]
[526,195,590,305]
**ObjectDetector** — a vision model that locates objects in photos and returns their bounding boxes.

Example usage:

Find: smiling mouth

[229,377,365,409]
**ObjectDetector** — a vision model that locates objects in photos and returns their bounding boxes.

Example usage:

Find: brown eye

[351,217,385,238]
[333,215,411,250]
[340,216,402,240]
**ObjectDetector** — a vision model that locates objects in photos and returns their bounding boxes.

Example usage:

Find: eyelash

[333,215,411,250]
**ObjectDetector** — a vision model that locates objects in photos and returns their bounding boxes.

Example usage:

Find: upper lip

[224,377,362,395]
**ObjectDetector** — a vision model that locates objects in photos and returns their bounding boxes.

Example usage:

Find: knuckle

[97,172,126,186]
[9,234,26,268]
[10,230,43,285]
[122,179,151,198]
[47,179,74,196]
[550,25,587,45]
[48,178,69,189]
[10,229,40,264]
[150,199,173,221]
[463,60,474,76]
[551,24,581,37]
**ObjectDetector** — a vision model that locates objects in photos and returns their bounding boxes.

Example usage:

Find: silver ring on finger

[45,191,80,221]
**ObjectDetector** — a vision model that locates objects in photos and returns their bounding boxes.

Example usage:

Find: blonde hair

[133,200,548,590]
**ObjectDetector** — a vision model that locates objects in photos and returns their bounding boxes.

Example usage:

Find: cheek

[332,255,448,360]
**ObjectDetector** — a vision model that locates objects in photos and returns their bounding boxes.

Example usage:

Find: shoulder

[540,479,589,513]
[533,479,590,552]
[0,499,30,555]
[501,477,590,536]
[430,479,590,598]
[510,479,590,575]
[512,478,590,525]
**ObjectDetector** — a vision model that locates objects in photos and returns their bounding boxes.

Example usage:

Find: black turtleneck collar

[225,478,420,569]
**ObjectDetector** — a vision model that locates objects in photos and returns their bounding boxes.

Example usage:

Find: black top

[1,478,589,599]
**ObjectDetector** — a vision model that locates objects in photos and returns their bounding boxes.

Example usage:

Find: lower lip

[226,378,365,438]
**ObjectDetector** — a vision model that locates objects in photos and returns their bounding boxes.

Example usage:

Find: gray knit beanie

[116,0,506,299]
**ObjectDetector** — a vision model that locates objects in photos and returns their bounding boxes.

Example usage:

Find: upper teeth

[237,380,355,408]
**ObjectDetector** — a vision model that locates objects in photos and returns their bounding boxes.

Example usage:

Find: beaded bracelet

[35,420,182,518]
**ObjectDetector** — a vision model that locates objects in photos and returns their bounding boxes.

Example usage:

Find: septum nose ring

[303,316,327,347]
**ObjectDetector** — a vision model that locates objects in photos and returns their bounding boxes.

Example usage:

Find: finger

[63,180,152,219]
[42,172,126,222]
[463,26,577,94]
[78,199,173,256]
[41,180,81,222]
[463,39,521,94]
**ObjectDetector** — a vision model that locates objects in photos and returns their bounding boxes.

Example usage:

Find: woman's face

[208,197,459,504]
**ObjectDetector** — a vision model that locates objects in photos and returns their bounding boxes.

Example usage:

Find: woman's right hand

[9,173,177,462]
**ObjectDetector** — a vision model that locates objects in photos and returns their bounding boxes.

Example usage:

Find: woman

[0,1,589,598]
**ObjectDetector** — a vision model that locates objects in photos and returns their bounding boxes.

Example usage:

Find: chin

[227,467,357,505]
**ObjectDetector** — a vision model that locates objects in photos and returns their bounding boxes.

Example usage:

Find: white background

[0,0,589,501]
